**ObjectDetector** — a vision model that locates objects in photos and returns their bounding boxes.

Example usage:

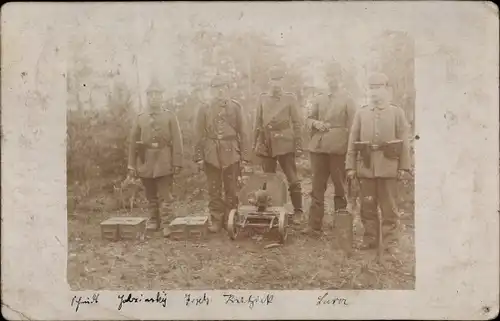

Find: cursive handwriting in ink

[117,291,168,310]
[71,293,99,312]
[222,293,274,309]
[185,293,211,306]
[316,292,348,306]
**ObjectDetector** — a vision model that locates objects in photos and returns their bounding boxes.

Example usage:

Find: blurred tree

[370,31,416,132]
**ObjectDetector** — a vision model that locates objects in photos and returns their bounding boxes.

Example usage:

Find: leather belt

[323,124,346,131]
[266,123,290,131]
[207,135,237,141]
[146,141,171,149]
[369,144,383,150]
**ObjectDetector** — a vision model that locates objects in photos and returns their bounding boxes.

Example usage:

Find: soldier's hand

[313,120,328,132]
[295,148,303,157]
[347,170,357,180]
[127,167,137,178]
[174,166,182,175]
[398,169,409,180]
[241,161,252,174]
[196,160,204,172]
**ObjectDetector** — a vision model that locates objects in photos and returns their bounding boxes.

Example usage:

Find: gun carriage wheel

[278,210,288,243]
[227,209,239,240]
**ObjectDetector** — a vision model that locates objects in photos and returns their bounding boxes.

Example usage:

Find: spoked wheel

[278,210,288,244]
[227,209,239,240]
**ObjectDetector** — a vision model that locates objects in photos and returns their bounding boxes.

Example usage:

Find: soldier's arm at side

[127,116,140,170]
[345,110,361,170]
[252,96,263,150]
[170,113,184,168]
[193,105,206,163]
[235,103,251,162]
[396,107,411,171]
[289,94,303,150]
[306,96,320,131]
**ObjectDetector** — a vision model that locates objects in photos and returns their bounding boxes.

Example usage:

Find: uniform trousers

[260,152,302,214]
[204,162,240,227]
[308,152,347,229]
[140,175,174,224]
[359,178,400,247]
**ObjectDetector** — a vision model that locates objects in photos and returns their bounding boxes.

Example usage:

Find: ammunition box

[168,216,209,241]
[100,217,147,241]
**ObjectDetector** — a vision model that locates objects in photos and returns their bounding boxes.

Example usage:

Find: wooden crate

[168,216,208,240]
[100,217,147,241]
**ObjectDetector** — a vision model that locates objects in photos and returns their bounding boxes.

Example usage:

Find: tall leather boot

[146,200,160,231]
[334,196,348,212]
[159,200,173,226]
[289,182,303,224]
[208,211,224,233]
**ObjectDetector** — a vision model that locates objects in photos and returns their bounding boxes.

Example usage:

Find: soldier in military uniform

[194,74,251,233]
[127,78,184,232]
[253,68,304,221]
[346,72,411,256]
[304,73,357,233]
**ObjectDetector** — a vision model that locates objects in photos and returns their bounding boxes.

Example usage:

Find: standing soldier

[253,68,304,222]
[304,73,357,234]
[127,78,183,232]
[346,72,411,257]
[194,74,251,233]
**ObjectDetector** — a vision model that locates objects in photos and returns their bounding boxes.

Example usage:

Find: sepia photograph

[66,3,416,291]
[2,2,498,320]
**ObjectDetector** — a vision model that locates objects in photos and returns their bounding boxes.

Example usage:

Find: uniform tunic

[307,91,357,154]
[346,104,411,178]
[128,109,183,178]
[253,92,303,157]
[194,99,250,168]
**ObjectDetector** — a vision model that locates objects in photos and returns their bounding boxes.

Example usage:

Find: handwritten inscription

[222,293,274,309]
[117,291,168,310]
[185,293,211,306]
[71,293,99,312]
[316,292,348,306]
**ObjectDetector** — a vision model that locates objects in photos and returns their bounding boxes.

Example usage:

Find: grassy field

[67,169,415,291]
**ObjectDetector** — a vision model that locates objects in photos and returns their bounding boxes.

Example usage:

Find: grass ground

[67,171,415,291]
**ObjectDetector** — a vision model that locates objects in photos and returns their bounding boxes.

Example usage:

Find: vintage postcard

[1,1,498,320]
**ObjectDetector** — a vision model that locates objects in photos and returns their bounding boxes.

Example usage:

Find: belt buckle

[151,142,159,148]
[372,144,380,150]
[217,134,223,139]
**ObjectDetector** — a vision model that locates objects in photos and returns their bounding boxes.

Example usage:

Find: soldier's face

[210,85,230,100]
[328,79,339,92]
[269,79,283,94]
[147,91,163,108]
[369,84,388,104]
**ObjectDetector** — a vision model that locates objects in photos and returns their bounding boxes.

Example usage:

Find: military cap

[268,67,285,80]
[146,77,164,93]
[210,74,231,87]
[368,72,389,86]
